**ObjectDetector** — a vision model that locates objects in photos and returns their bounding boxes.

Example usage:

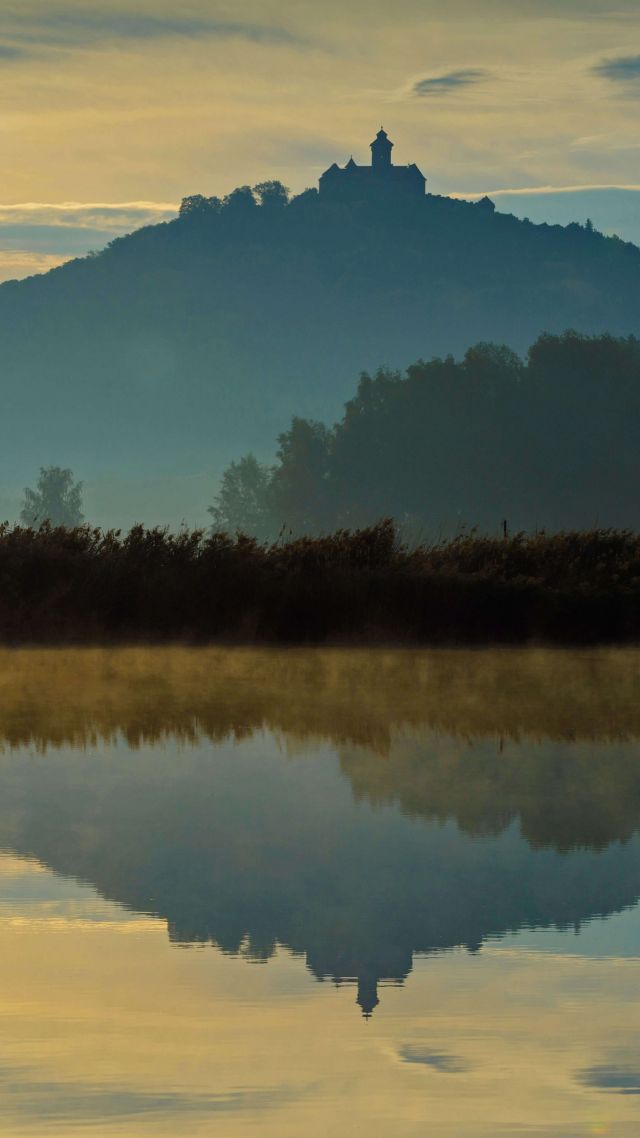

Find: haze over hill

[1,131,639,528]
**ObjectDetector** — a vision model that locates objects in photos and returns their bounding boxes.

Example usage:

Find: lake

[0,646,639,1136]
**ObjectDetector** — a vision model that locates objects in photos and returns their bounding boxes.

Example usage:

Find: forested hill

[1,181,639,525]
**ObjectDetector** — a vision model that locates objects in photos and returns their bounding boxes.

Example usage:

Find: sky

[2,0,640,279]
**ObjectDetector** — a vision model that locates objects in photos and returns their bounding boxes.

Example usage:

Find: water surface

[0,647,639,1136]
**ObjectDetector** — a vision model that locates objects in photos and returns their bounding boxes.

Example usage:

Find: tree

[270,418,334,534]
[463,342,524,382]
[222,186,257,214]
[179,195,222,218]
[254,181,290,212]
[20,466,84,528]
[208,455,273,540]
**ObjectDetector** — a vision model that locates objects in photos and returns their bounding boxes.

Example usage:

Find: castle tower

[371,128,393,171]
[356,975,380,1018]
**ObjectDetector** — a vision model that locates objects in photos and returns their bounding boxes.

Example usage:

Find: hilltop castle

[319,129,426,201]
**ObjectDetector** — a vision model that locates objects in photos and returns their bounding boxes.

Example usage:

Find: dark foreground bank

[1,520,639,645]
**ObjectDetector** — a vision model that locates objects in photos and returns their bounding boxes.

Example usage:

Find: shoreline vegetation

[1,519,639,646]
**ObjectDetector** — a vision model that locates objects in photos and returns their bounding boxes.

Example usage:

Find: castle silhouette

[319,128,426,201]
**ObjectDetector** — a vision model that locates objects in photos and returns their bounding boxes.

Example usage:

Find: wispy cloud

[593,55,640,82]
[0,202,179,282]
[4,10,306,51]
[412,68,488,97]
[451,183,640,197]
[0,251,69,284]
[0,44,25,60]
[0,201,178,230]
[399,1046,469,1072]
[577,1064,640,1094]
[0,1069,294,1122]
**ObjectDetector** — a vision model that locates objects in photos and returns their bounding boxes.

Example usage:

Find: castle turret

[371,128,393,171]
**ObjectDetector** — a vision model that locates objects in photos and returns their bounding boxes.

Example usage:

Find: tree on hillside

[208,455,273,541]
[254,181,290,211]
[462,342,524,383]
[20,467,84,528]
[223,186,257,214]
[179,194,222,218]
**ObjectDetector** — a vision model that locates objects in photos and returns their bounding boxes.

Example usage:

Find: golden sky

[2,1,640,278]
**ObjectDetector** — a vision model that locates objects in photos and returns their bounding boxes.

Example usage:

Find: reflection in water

[0,648,639,1013]
[0,647,639,1135]
[2,733,640,1016]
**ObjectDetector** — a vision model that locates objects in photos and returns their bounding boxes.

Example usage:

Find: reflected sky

[0,646,638,1134]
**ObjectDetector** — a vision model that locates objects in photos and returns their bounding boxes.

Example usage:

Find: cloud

[457,183,640,196]
[399,1046,469,1072]
[593,55,640,82]
[0,1072,292,1122]
[0,200,177,226]
[0,44,25,60]
[5,10,305,50]
[577,1064,640,1094]
[0,201,179,281]
[412,68,488,97]
[0,252,69,283]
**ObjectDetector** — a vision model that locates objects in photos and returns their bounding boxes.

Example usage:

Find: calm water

[0,647,639,1136]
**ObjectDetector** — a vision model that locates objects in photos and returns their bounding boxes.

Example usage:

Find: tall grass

[0,519,638,645]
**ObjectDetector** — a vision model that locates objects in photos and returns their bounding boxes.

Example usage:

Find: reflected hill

[0,647,639,1014]
[1,646,640,851]
[339,733,640,852]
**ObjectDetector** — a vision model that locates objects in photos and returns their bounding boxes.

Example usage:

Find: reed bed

[0,519,638,645]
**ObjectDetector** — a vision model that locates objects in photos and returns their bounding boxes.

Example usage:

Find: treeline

[0,521,638,645]
[212,332,640,538]
[178,179,292,220]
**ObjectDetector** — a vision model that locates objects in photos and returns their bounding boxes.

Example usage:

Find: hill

[1,181,639,526]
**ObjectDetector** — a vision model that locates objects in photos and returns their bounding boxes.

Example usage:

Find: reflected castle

[0,648,639,1016]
